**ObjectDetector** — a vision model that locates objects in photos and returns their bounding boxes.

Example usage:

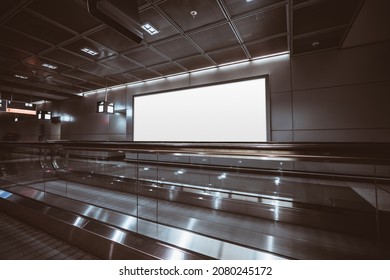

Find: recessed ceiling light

[312,41,320,48]
[190,10,198,18]
[14,74,28,79]
[42,63,58,70]
[81,47,99,56]
[141,22,159,35]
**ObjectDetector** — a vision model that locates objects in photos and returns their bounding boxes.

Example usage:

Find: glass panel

[1,142,387,259]
[376,164,390,247]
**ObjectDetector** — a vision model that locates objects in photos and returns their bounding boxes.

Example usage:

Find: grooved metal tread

[0,212,99,260]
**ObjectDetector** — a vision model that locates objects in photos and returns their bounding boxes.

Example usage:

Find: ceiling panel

[224,0,285,17]
[0,0,373,103]
[207,46,247,64]
[127,68,160,80]
[139,6,180,43]
[125,47,169,66]
[62,69,100,83]
[149,62,186,76]
[24,57,72,73]
[62,38,116,61]
[293,0,362,35]
[42,48,91,67]
[4,10,75,44]
[101,56,141,73]
[293,28,347,54]
[234,5,287,42]
[189,23,239,52]
[158,0,226,32]
[87,27,139,53]
[246,36,288,58]
[46,74,87,87]
[153,37,201,60]
[107,73,139,84]
[0,0,26,18]
[0,26,51,54]
[292,0,312,5]
[77,82,103,90]
[6,66,55,85]
[27,0,101,33]
[44,76,84,91]
[78,62,118,77]
[0,44,30,62]
[176,55,214,71]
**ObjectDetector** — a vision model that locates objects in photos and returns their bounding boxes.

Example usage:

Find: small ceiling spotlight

[190,10,197,18]
[312,41,320,48]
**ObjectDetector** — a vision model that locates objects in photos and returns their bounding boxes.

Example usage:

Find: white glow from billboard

[134,77,268,142]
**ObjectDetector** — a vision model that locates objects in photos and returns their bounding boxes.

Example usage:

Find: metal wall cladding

[293,81,390,131]
[288,41,390,142]
[292,41,390,90]
[271,92,293,131]
[59,86,127,140]
[62,113,109,135]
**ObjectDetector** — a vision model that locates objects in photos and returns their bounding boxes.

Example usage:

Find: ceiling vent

[87,0,143,44]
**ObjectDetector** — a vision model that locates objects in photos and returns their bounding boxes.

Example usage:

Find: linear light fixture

[14,74,28,79]
[81,47,99,56]
[42,63,58,70]
[141,22,159,35]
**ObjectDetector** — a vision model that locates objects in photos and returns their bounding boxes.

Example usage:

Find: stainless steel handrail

[2,141,390,164]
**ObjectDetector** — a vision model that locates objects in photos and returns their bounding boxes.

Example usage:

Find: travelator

[0,141,389,259]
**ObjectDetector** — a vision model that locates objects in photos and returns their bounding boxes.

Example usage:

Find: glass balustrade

[1,141,389,259]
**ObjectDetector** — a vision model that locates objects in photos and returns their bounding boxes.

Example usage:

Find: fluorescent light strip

[141,22,159,35]
[81,47,99,56]
[42,63,58,70]
[78,51,290,97]
[14,74,28,79]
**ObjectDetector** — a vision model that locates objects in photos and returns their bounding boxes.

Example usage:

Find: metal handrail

[1,141,390,164]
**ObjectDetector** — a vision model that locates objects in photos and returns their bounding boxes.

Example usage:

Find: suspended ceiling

[0,0,380,103]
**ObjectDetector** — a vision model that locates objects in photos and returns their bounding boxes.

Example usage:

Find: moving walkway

[0,141,389,259]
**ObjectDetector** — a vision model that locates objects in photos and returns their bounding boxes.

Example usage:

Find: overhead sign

[6,101,36,115]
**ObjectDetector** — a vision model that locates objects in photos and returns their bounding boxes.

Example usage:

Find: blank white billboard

[133,77,268,142]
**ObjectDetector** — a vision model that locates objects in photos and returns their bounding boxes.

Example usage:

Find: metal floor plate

[0,211,99,260]
[4,180,386,259]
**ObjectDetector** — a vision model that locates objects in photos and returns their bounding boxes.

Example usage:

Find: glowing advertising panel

[134,77,268,142]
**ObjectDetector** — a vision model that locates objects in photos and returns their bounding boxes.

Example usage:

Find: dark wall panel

[62,113,109,135]
[109,113,126,135]
[292,42,390,90]
[293,81,390,130]
[271,92,293,131]
[289,41,390,142]
[271,131,293,142]
[59,87,127,141]
[293,129,390,142]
